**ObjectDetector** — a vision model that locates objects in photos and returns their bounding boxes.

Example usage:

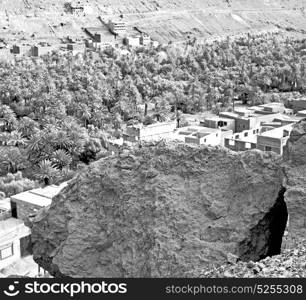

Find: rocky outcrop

[29,142,286,277]
[283,120,306,242]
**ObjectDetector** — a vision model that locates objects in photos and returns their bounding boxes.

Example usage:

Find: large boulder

[283,120,306,242]
[29,142,286,277]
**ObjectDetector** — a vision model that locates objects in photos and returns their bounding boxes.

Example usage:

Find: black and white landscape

[0,0,306,278]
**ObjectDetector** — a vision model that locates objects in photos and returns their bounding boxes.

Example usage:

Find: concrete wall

[235,118,251,132]
[139,122,177,140]
[0,224,31,270]
[10,200,41,222]
[203,118,235,132]
[257,136,284,155]
[225,139,257,151]
[292,100,306,113]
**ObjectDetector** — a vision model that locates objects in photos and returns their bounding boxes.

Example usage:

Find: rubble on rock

[201,239,306,278]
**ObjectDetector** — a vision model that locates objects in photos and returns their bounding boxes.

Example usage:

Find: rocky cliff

[29,142,287,277]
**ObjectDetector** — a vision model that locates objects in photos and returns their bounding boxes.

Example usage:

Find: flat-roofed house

[176,126,233,147]
[292,98,306,113]
[220,111,282,133]
[224,126,261,152]
[10,182,68,222]
[201,116,235,132]
[0,218,31,270]
[0,183,68,272]
[256,103,286,114]
[123,121,177,142]
[108,20,126,36]
[257,124,294,155]
[125,36,140,47]
[295,110,306,120]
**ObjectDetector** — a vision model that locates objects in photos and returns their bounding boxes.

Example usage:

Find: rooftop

[0,198,11,212]
[296,110,306,117]
[260,103,284,108]
[0,218,26,238]
[204,116,233,122]
[260,124,293,139]
[10,182,68,208]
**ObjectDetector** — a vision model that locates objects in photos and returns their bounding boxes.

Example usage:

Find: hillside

[0,0,306,44]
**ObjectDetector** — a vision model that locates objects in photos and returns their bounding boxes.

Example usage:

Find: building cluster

[123,101,306,156]
[0,182,67,276]
[65,1,93,15]
[11,43,56,57]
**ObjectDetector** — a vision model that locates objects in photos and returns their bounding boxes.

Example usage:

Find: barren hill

[0,0,306,43]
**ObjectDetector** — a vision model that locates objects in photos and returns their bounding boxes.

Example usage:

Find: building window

[244,132,248,137]
[265,146,272,152]
[235,135,239,139]
[0,243,14,260]
[218,121,227,127]
[204,139,206,143]
[253,130,256,134]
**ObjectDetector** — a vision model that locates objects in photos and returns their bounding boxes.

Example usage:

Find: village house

[67,42,86,55]
[0,182,67,271]
[108,20,127,36]
[292,98,306,113]
[224,126,260,152]
[68,1,84,14]
[124,36,140,47]
[140,34,151,46]
[257,124,294,155]
[295,110,306,120]
[175,126,233,147]
[31,45,54,57]
[85,27,115,48]
[219,110,282,133]
[123,121,177,142]
[11,45,31,56]
[253,103,286,114]
[200,116,235,132]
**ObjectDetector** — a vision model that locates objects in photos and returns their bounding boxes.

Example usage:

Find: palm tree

[51,149,72,170]
[7,131,27,147]
[34,160,60,185]
[0,147,28,174]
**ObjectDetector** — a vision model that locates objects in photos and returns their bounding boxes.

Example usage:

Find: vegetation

[0,32,306,188]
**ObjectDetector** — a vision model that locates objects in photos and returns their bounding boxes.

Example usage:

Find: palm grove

[1,32,306,198]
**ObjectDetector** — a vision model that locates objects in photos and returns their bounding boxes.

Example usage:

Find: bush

[0,172,39,197]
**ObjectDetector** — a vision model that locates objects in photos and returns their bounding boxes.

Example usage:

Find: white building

[0,182,68,272]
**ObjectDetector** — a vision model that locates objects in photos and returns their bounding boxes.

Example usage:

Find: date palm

[51,149,72,170]
[34,159,60,186]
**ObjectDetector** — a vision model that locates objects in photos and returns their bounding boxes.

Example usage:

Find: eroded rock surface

[29,143,285,277]
[284,120,306,241]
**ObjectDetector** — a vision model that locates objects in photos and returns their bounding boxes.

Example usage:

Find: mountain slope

[0,0,306,43]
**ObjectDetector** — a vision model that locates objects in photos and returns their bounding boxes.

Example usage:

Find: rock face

[29,142,286,277]
[283,120,306,242]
